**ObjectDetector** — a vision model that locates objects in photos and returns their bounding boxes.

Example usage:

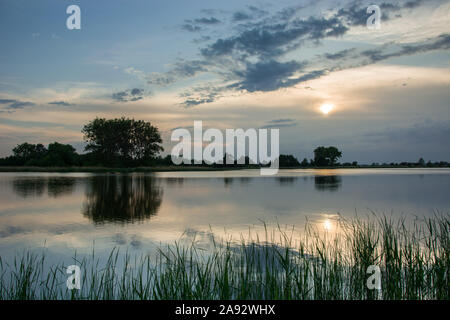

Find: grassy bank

[0,214,448,300]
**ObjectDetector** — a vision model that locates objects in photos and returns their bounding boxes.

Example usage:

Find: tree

[38,142,79,166]
[300,158,309,167]
[12,143,47,165]
[278,154,300,167]
[327,146,342,165]
[82,117,163,166]
[313,146,342,166]
[417,158,425,166]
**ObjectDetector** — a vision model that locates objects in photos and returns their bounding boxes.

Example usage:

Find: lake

[1,168,449,264]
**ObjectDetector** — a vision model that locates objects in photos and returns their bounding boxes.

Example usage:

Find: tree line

[0,117,448,168]
[0,117,164,167]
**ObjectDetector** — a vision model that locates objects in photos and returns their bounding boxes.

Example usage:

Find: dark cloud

[156,1,438,107]
[182,24,202,32]
[179,84,223,108]
[261,118,298,129]
[194,17,221,24]
[201,16,348,59]
[231,60,305,92]
[182,16,221,32]
[48,101,74,106]
[247,5,268,17]
[0,99,16,104]
[404,0,423,9]
[183,97,215,107]
[147,60,208,86]
[296,69,329,83]
[233,12,252,22]
[0,99,35,110]
[337,1,402,26]
[337,0,428,26]
[324,48,356,60]
[112,91,128,102]
[269,119,296,124]
[112,88,146,102]
[130,88,143,96]
[360,33,450,63]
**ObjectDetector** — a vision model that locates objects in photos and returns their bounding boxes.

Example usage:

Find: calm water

[0,169,449,263]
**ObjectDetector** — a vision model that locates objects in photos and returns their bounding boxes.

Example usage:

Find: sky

[0,0,449,163]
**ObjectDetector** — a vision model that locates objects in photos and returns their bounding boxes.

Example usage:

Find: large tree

[313,146,342,166]
[40,142,79,166]
[12,142,47,165]
[82,117,163,165]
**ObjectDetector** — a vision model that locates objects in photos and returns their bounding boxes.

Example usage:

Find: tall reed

[0,214,448,300]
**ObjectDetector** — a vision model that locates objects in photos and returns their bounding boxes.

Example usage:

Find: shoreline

[0,165,449,173]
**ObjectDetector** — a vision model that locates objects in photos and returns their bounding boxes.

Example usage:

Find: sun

[319,103,334,115]
[323,219,333,231]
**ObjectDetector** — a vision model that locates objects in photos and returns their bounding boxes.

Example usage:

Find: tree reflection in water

[12,177,76,198]
[314,175,342,192]
[82,174,163,224]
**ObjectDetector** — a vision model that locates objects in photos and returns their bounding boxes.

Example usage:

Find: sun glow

[323,219,333,231]
[319,103,334,115]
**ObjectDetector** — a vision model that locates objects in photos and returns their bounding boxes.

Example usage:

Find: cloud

[147,60,208,86]
[176,31,449,106]
[111,88,146,102]
[324,48,356,60]
[0,99,35,110]
[182,24,202,32]
[404,0,424,9]
[359,33,450,63]
[48,101,74,107]
[231,60,306,92]
[232,12,252,22]
[0,99,16,104]
[194,17,221,25]
[201,16,348,59]
[179,84,224,108]
[362,120,450,145]
[182,16,221,32]
[261,118,298,129]
[171,125,194,131]
[151,1,445,107]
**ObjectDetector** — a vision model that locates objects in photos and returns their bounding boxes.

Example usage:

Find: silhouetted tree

[12,143,47,165]
[300,158,309,167]
[36,142,79,166]
[278,154,300,167]
[314,146,342,166]
[82,117,163,166]
[417,158,425,166]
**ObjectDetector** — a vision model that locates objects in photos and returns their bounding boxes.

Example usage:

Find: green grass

[0,214,448,300]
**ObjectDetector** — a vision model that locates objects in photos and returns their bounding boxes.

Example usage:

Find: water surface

[0,169,449,262]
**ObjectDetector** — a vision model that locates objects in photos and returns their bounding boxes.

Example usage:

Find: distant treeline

[0,117,449,168]
[276,154,450,168]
